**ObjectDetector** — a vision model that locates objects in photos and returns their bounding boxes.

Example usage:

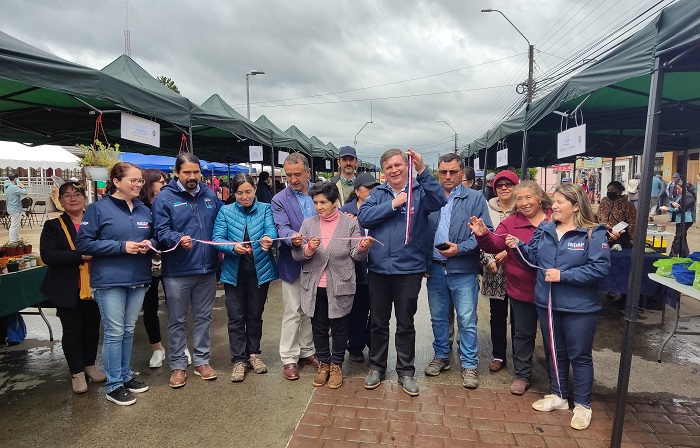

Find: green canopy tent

[285,125,333,176]
[465,1,700,445]
[465,0,700,169]
[0,31,191,152]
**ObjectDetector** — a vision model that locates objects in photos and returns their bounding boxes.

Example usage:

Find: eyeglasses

[124,178,146,186]
[438,170,462,176]
[60,193,84,199]
[495,183,514,190]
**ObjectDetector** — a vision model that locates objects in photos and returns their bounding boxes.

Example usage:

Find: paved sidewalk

[288,378,700,447]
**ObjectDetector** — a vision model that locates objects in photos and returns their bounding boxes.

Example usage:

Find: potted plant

[2,242,18,257]
[6,258,20,273]
[77,139,120,181]
[18,239,32,254]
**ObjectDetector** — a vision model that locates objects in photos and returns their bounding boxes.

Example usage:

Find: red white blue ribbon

[405,152,414,245]
[144,235,383,253]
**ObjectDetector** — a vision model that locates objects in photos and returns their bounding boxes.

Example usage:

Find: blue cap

[338,146,357,158]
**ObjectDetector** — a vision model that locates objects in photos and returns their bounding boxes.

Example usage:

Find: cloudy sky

[0,0,673,167]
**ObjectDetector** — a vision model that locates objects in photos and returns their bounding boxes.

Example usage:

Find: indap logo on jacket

[567,242,585,251]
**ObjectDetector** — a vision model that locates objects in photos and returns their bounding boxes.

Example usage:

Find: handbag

[58,217,92,300]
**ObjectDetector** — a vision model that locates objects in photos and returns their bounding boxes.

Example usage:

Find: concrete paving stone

[287,435,325,448]
[477,429,516,445]
[329,405,357,418]
[294,423,324,438]
[379,431,414,446]
[533,423,568,437]
[687,424,700,436]
[437,394,465,407]
[626,430,663,444]
[575,439,609,448]
[537,411,575,426]
[336,396,368,409]
[332,416,361,430]
[443,438,476,448]
[466,397,499,410]
[449,426,480,441]
[387,419,417,435]
[669,414,698,425]
[513,433,547,447]
[564,425,601,440]
[366,397,398,410]
[503,421,536,434]
[355,407,385,420]
[654,433,700,447]
[412,411,444,425]
[509,411,543,424]
[385,409,414,422]
[635,411,672,424]
[319,425,347,441]
[648,421,692,434]
[470,418,506,432]
[416,422,451,438]
[619,443,644,448]
[421,402,447,415]
[442,413,471,428]
[412,434,446,448]
[344,429,380,444]
[541,436,579,448]
[357,418,388,433]
[301,413,334,427]
[321,440,360,448]
[443,403,471,418]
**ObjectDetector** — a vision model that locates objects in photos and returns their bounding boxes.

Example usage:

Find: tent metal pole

[521,130,529,180]
[482,147,488,195]
[680,147,689,254]
[271,131,277,196]
[610,56,665,448]
[188,126,194,154]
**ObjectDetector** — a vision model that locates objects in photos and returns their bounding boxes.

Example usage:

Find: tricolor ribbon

[144,235,383,254]
[405,152,414,245]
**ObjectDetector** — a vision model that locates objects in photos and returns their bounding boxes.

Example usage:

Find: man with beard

[329,146,359,206]
[152,154,221,388]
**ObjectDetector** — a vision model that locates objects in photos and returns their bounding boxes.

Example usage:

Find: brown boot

[328,363,343,389]
[312,362,330,387]
[84,365,107,383]
[71,372,88,394]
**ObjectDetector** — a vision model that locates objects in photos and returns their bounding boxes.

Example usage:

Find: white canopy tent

[0,142,80,170]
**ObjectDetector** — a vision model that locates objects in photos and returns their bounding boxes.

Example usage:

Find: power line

[241,53,525,106]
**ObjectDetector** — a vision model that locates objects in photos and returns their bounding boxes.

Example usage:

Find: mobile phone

[435,242,450,250]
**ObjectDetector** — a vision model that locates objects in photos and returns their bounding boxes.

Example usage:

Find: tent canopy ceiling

[465,0,700,168]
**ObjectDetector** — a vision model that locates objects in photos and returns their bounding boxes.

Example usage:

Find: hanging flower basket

[83,166,109,181]
[76,139,120,181]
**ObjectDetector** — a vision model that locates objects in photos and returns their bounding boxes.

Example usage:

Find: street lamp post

[245,69,265,120]
[481,8,534,179]
[437,120,458,154]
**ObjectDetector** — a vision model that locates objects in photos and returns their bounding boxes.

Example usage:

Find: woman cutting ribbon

[505,184,610,431]
[292,182,372,389]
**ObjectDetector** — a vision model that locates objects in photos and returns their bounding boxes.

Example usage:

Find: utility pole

[438,120,458,154]
[482,8,535,179]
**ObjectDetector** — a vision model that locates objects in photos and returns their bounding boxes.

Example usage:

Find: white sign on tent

[473,157,480,171]
[121,112,160,147]
[278,151,289,166]
[496,149,508,168]
[249,146,263,162]
[557,124,587,159]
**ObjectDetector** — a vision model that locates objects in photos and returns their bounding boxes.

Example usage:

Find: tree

[157,76,180,94]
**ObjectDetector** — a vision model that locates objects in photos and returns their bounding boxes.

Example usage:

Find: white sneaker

[149,349,166,368]
[532,394,569,412]
[571,404,592,430]
[185,348,192,366]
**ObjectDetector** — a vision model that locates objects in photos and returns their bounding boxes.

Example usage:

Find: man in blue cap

[329,146,359,206]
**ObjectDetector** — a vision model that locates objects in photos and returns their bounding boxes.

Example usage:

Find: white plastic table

[648,273,700,361]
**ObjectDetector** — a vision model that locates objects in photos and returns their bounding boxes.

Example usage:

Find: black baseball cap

[355,173,379,188]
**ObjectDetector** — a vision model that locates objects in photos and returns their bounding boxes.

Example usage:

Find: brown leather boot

[71,372,88,394]
[312,362,330,387]
[328,363,343,389]
[84,365,107,383]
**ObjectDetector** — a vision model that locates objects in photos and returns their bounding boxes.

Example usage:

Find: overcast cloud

[0,0,672,167]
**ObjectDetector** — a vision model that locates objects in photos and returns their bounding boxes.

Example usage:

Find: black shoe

[106,386,136,406]
[398,375,419,396]
[124,378,149,394]
[348,352,365,363]
[364,369,385,389]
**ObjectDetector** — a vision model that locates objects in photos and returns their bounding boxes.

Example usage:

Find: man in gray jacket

[328,146,358,206]
[4,173,27,243]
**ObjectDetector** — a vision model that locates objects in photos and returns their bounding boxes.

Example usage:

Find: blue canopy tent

[120,152,248,176]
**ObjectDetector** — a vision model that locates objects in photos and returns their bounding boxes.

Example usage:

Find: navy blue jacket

[151,180,220,277]
[76,194,154,288]
[212,199,279,286]
[358,169,447,275]
[517,221,611,313]
[427,186,492,274]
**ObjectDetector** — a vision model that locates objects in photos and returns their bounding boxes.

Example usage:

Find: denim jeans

[93,286,148,393]
[426,265,479,368]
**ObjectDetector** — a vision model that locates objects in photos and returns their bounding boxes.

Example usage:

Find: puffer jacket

[212,199,278,286]
[517,221,610,313]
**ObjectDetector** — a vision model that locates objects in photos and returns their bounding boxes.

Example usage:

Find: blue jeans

[426,265,479,368]
[93,286,148,393]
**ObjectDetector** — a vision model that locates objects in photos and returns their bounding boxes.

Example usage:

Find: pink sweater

[304,209,341,287]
